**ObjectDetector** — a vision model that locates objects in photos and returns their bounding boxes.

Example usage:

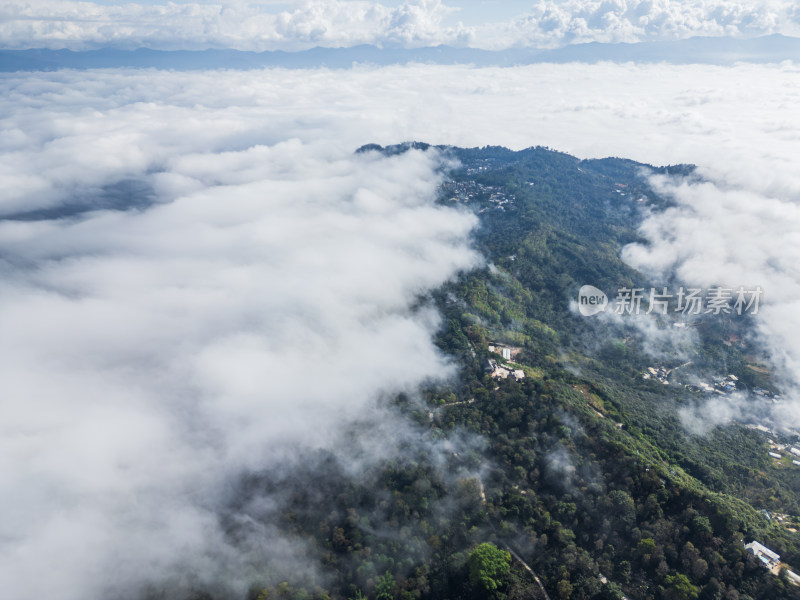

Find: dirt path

[501,543,552,600]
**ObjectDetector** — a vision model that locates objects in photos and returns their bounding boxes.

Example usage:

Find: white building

[769,452,782,459]
[746,541,780,569]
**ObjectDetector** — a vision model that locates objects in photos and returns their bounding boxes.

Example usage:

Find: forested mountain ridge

[188,144,800,600]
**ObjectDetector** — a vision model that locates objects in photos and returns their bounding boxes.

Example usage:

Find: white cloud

[477,0,800,49]
[678,394,747,435]
[0,77,482,596]
[622,169,800,428]
[4,62,800,211]
[3,60,800,596]
[1,0,799,50]
[0,0,470,51]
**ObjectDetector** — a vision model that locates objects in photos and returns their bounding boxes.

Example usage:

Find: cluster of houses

[485,358,525,382]
[642,362,692,386]
[487,191,514,211]
[760,509,798,532]
[647,366,785,404]
[714,374,738,392]
[685,374,739,394]
[643,366,670,384]
[767,442,800,466]
[464,157,503,174]
[743,426,800,468]
[683,374,783,402]
[440,180,515,210]
[440,180,481,203]
[485,343,525,382]
[753,387,782,402]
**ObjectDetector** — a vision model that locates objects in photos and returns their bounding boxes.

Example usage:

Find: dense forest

[174,144,800,600]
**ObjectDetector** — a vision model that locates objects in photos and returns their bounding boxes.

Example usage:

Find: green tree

[637,537,656,561]
[556,578,574,600]
[375,572,395,600]
[663,573,700,600]
[608,490,636,528]
[467,543,512,593]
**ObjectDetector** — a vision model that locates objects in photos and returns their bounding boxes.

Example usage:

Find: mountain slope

[222,144,800,600]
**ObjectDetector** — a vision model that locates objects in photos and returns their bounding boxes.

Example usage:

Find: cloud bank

[1,0,799,51]
[622,169,800,429]
[0,115,480,597]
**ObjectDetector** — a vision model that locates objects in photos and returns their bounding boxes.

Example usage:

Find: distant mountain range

[1,35,799,71]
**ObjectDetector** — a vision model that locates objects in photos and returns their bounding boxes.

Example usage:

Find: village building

[746,541,780,570]
[485,358,525,382]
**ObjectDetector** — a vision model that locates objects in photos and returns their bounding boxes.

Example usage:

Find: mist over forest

[3,3,800,600]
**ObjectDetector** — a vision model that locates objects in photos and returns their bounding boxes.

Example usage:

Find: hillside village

[642,363,800,477]
[642,361,800,586]
[644,365,782,402]
[439,180,516,212]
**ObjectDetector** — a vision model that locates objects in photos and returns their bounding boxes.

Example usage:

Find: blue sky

[1,0,798,51]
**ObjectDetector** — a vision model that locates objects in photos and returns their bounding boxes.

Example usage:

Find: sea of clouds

[2,61,800,598]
